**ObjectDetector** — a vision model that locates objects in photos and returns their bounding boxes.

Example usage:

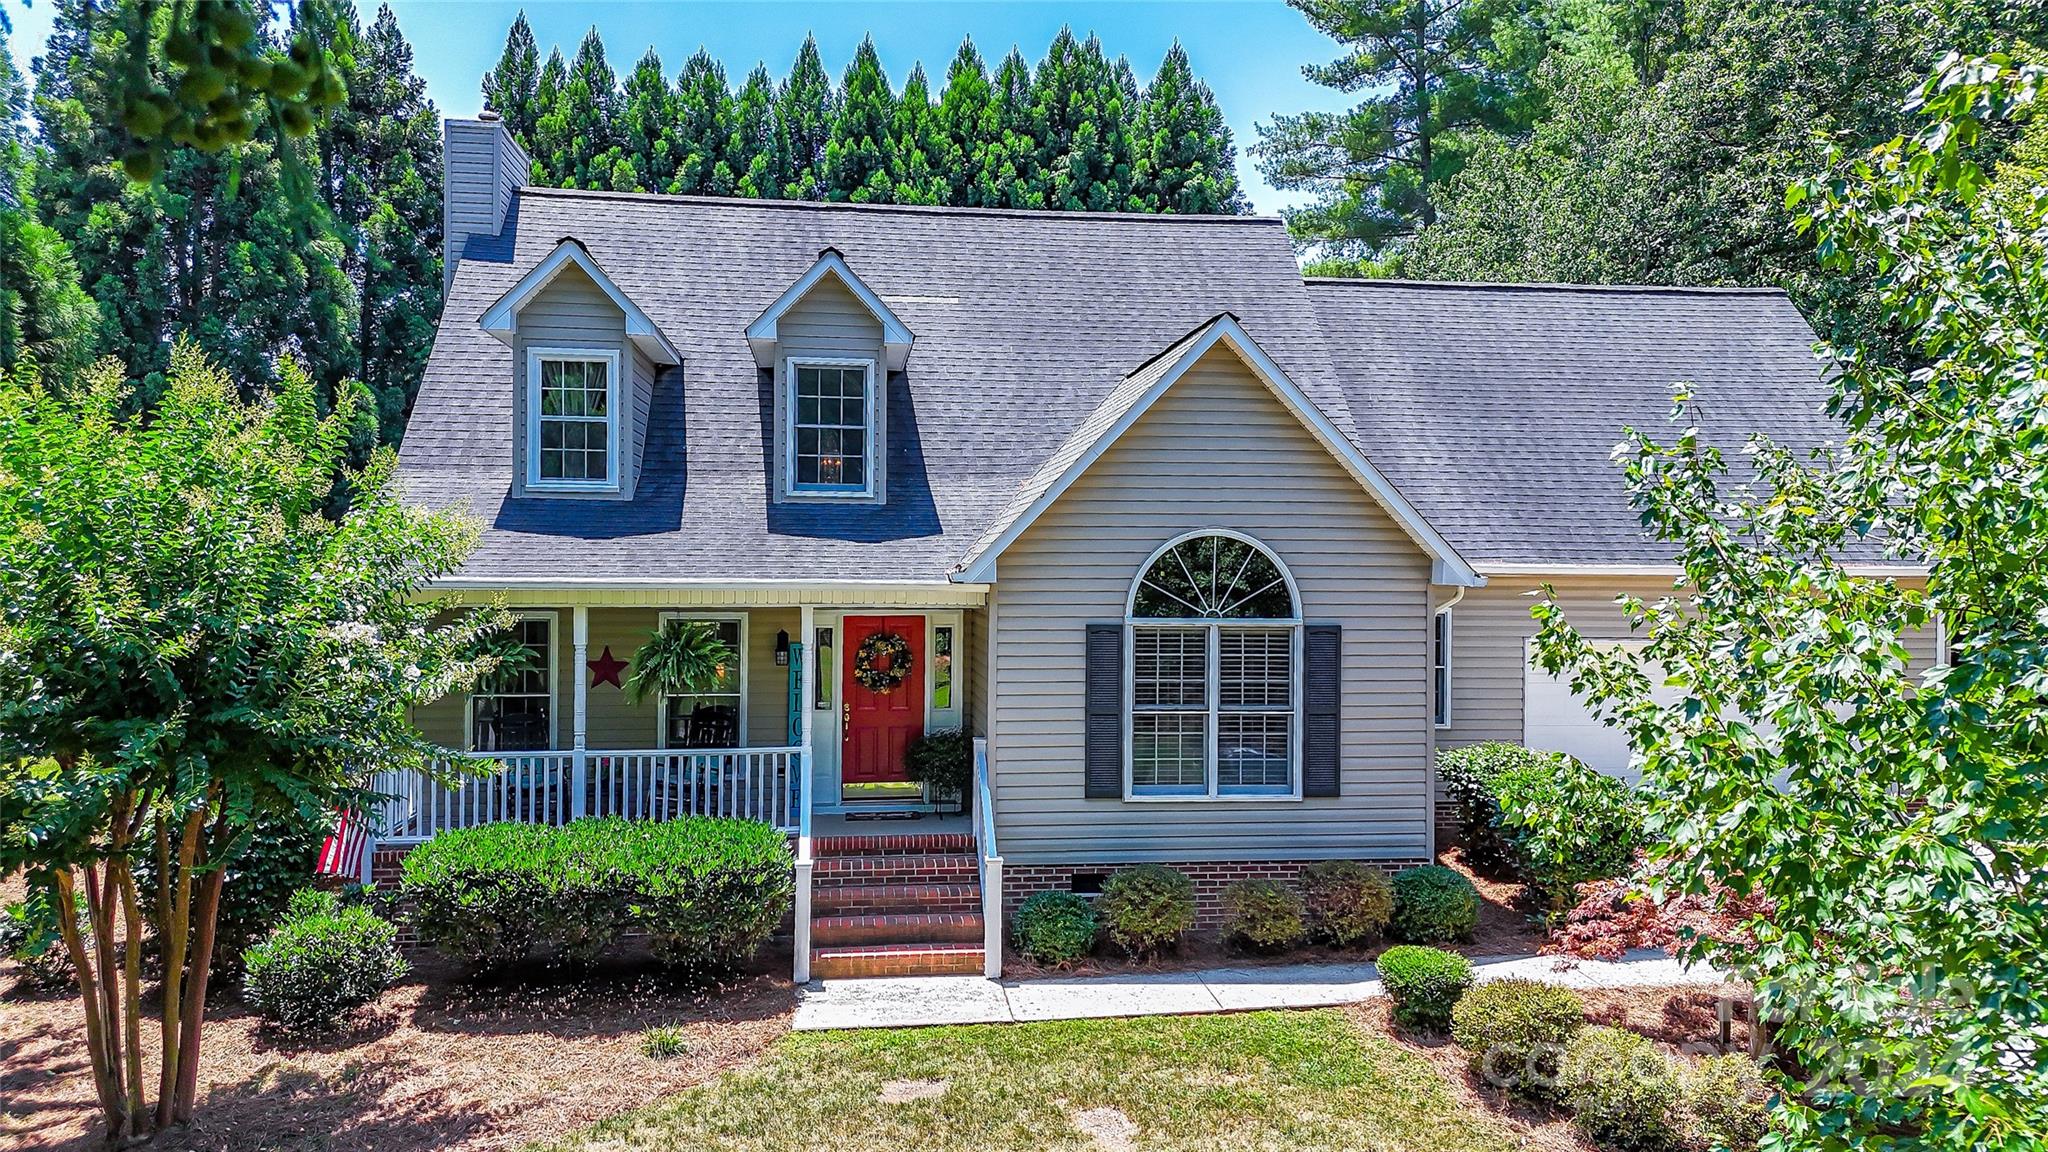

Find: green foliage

[1492,757,1642,911]
[1131,43,1245,214]
[1561,1026,1680,1150]
[641,1025,691,1059]
[240,890,408,1035]
[626,618,741,707]
[1376,944,1472,1032]
[903,728,973,802]
[399,816,794,976]
[1448,978,1584,1100]
[1297,860,1394,946]
[481,11,541,142]
[0,32,97,379]
[1012,891,1097,966]
[825,38,895,203]
[1530,55,2048,1150]
[134,804,330,965]
[1388,865,1479,943]
[1097,864,1196,958]
[1681,1054,1771,1152]
[1220,878,1307,952]
[1434,741,1549,875]
[1,877,85,990]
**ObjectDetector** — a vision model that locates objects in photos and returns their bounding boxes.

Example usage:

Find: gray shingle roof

[401,188,1852,583]
[1306,278,1841,567]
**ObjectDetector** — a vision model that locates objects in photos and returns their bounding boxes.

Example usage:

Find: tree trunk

[171,858,227,1123]
[54,867,128,1143]
[154,807,203,1129]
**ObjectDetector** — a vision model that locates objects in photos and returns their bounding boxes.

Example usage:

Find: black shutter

[1084,623,1124,799]
[1303,624,1341,797]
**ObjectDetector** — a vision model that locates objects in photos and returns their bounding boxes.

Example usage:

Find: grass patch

[533,1009,1525,1151]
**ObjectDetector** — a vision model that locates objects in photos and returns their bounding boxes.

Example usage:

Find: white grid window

[536,357,612,483]
[471,615,553,752]
[1434,609,1453,728]
[1127,533,1301,799]
[792,363,872,491]
[660,616,745,750]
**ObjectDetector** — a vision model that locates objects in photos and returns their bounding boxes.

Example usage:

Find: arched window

[1126,532,1300,798]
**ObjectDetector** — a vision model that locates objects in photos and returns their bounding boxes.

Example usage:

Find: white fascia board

[951,316,1485,588]
[745,250,914,370]
[479,240,681,365]
[1474,562,1930,578]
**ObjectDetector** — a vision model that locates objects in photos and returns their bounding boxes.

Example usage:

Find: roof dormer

[746,248,913,371]
[481,237,681,366]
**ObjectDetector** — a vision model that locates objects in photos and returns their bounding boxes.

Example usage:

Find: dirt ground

[1,947,794,1152]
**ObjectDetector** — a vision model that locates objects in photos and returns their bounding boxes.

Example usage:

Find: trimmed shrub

[1013,891,1097,966]
[904,728,973,803]
[1436,742,1546,874]
[241,889,409,1034]
[1494,757,1643,912]
[1390,864,1480,943]
[1220,878,1307,952]
[1377,944,1473,1032]
[1682,1054,1771,1152]
[1097,864,1196,958]
[1562,1026,1682,1151]
[1298,861,1394,947]
[399,816,793,974]
[1450,978,1586,1100]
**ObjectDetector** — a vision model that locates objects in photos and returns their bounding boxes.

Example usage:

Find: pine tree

[673,49,735,195]
[0,26,96,377]
[935,38,996,205]
[777,35,835,199]
[988,46,1041,208]
[482,11,541,145]
[1030,29,1138,211]
[534,28,620,189]
[824,37,895,202]
[888,62,947,205]
[728,63,787,198]
[530,47,568,182]
[617,48,673,193]
[1132,43,1247,214]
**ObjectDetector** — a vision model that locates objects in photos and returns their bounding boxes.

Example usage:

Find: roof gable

[479,237,680,364]
[746,248,914,371]
[952,314,1482,587]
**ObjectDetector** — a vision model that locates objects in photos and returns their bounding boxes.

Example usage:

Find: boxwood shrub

[1390,864,1480,943]
[1493,758,1643,912]
[1013,891,1097,966]
[1298,860,1394,947]
[241,889,409,1035]
[1220,878,1307,952]
[1435,742,1542,875]
[399,816,792,974]
[1097,864,1196,958]
[1450,977,1586,1100]
[1377,944,1472,1032]
[1562,1026,1681,1151]
[1683,1053,1772,1152]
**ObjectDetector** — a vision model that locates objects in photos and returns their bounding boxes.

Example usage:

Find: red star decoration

[587,645,628,688]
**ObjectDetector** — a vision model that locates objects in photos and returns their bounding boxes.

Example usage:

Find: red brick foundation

[1002,858,1430,931]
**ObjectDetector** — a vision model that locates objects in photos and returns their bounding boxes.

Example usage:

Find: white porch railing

[972,736,1002,978]
[371,746,804,844]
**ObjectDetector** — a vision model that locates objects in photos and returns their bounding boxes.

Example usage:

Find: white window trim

[525,346,622,493]
[465,609,560,753]
[1434,607,1454,729]
[654,611,750,750]
[783,355,879,499]
[1122,529,1304,803]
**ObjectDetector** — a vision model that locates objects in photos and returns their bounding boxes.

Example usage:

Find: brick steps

[813,882,983,916]
[810,942,986,979]
[812,852,979,887]
[815,832,975,857]
[813,912,984,948]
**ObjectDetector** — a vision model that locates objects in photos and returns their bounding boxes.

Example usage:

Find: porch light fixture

[774,629,791,666]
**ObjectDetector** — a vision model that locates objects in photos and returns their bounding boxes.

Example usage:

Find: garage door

[1522,640,1684,783]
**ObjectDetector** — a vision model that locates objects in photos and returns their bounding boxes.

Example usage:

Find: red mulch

[1,947,793,1152]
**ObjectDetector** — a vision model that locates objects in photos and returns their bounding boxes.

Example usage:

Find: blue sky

[3,0,1354,214]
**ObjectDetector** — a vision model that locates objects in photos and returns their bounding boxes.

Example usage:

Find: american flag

[316,811,370,882]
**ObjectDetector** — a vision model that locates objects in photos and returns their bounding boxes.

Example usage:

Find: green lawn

[532,1009,1524,1152]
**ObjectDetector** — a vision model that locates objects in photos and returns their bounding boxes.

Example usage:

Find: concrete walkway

[792,948,1727,1031]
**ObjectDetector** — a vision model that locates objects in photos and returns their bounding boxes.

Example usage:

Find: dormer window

[788,359,877,495]
[527,347,620,491]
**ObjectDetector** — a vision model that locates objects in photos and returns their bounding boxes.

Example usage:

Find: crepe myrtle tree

[1529,55,2048,1152]
[0,342,509,1142]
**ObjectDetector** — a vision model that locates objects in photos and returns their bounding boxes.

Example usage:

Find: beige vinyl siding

[991,342,1435,865]
[966,606,989,738]
[630,347,656,492]
[441,119,529,292]
[773,276,886,503]
[512,264,638,500]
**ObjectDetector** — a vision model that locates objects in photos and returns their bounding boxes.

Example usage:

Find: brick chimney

[441,111,534,292]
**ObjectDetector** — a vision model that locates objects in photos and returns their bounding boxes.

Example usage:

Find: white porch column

[793,603,817,984]
[571,606,589,821]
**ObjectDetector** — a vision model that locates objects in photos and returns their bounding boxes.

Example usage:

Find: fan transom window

[1127,532,1300,799]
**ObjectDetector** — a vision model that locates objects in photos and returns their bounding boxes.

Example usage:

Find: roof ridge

[516,184,1282,226]
[1302,276,1790,297]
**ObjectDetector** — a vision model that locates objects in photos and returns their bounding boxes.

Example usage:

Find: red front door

[841,615,925,786]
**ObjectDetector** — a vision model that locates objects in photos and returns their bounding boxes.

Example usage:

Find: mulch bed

[1,945,794,1152]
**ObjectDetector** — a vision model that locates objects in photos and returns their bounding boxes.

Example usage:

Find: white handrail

[972,736,1002,978]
